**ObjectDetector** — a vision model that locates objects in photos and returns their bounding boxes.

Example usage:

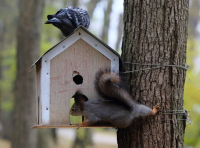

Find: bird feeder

[31,26,122,128]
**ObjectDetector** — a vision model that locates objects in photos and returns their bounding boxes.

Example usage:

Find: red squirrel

[70,69,161,128]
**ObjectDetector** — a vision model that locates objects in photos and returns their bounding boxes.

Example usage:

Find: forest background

[0,0,199,147]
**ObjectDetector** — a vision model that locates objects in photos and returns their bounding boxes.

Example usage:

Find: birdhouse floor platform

[32,125,114,129]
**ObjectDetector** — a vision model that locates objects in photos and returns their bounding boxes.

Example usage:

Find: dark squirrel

[70,69,161,128]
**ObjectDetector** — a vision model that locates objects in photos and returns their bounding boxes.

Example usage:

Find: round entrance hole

[72,71,83,85]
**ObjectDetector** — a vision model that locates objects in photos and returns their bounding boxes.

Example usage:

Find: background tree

[100,0,113,43]
[188,0,200,39]
[0,0,18,141]
[1,0,200,147]
[117,0,189,147]
[115,13,123,53]
[86,0,101,18]
[11,0,55,148]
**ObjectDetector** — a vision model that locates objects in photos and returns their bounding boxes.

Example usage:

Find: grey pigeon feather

[45,6,90,37]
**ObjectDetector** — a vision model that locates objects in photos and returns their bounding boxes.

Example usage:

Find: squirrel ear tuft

[73,90,88,105]
[75,90,83,95]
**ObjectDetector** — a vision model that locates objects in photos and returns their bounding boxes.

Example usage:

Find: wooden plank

[40,56,50,124]
[36,60,41,125]
[80,29,119,72]
[32,125,114,129]
[49,39,111,125]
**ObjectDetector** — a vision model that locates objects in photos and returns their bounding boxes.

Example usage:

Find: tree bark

[117,0,188,148]
[11,0,45,148]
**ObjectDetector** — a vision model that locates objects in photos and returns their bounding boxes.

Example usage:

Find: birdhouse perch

[31,26,122,128]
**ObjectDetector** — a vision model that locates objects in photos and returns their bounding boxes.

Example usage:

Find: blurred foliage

[183,1,200,147]
[0,0,18,111]
[0,47,16,111]
[41,3,61,54]
[184,39,200,147]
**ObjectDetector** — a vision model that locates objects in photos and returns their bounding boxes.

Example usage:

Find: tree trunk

[86,0,101,18]
[117,1,188,148]
[188,0,199,38]
[0,111,12,140]
[72,0,79,7]
[100,0,113,43]
[72,129,93,148]
[0,0,18,141]
[37,129,56,148]
[11,0,45,148]
[115,13,123,53]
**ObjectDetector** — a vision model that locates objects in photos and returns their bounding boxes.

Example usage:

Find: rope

[121,62,189,73]
[186,74,200,89]
[121,62,200,89]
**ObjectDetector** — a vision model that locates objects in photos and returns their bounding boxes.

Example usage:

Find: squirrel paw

[152,105,161,114]
[73,123,82,129]
[77,124,81,129]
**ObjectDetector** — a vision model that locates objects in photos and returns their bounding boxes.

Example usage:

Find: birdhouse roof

[31,26,121,69]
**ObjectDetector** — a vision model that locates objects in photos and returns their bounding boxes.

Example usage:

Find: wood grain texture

[117,0,188,148]
[49,39,111,125]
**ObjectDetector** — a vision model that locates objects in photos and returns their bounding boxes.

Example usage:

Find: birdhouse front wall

[49,39,110,125]
[37,28,120,126]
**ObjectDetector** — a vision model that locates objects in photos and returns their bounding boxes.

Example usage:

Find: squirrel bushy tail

[95,69,134,110]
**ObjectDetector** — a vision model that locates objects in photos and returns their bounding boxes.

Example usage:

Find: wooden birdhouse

[31,26,122,128]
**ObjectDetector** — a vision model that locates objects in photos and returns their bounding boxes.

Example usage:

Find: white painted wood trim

[40,58,50,124]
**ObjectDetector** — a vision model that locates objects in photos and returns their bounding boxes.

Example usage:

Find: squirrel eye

[72,108,75,112]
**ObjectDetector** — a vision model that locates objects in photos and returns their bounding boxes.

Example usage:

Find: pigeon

[45,6,90,37]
